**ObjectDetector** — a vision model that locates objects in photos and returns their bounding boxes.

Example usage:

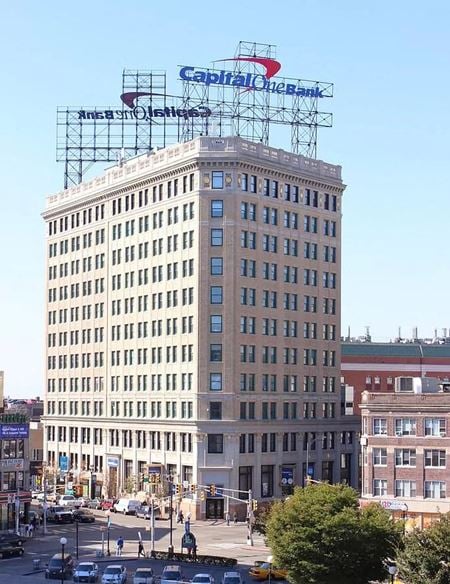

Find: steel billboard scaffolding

[56,41,333,188]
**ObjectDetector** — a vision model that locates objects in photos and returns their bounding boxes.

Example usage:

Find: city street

[0,507,272,583]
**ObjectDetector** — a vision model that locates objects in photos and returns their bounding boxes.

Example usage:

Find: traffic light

[252,500,258,511]
[155,473,161,483]
[209,484,216,496]
[199,490,205,501]
[190,483,197,494]
[175,484,181,495]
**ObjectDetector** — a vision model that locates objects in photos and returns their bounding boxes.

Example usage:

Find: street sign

[181,532,196,549]
[65,489,74,496]
[381,500,408,511]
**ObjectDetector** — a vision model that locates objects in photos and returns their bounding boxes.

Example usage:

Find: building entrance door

[205,498,224,519]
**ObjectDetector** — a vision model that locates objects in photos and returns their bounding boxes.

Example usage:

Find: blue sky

[1,1,449,397]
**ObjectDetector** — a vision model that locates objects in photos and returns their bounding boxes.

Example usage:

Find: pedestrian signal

[252,500,258,511]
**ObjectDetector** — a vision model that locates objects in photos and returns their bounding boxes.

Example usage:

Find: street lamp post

[105,510,111,556]
[388,565,397,584]
[75,517,79,558]
[167,475,174,557]
[267,555,273,584]
[60,537,67,584]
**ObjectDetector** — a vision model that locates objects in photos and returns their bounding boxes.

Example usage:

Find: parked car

[73,561,99,583]
[46,506,74,523]
[31,490,42,499]
[133,567,154,584]
[222,573,243,584]
[112,499,140,515]
[88,498,102,510]
[249,562,288,581]
[160,565,184,584]
[0,542,25,559]
[73,509,96,523]
[45,552,75,580]
[192,574,215,584]
[101,565,127,584]
[0,532,26,546]
[76,497,90,508]
[100,499,115,511]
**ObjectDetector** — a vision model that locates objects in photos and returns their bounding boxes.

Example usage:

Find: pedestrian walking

[116,536,124,556]
[138,540,145,558]
[177,510,184,524]
[233,511,238,525]
[226,511,230,526]
[27,523,34,538]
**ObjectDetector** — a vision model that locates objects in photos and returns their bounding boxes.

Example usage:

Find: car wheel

[18,549,24,556]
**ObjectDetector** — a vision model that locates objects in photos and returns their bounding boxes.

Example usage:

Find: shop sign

[0,458,24,470]
[0,424,29,439]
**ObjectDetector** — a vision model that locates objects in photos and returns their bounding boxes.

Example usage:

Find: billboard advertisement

[0,424,29,439]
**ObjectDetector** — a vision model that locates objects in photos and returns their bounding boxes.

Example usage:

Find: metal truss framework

[56,41,333,188]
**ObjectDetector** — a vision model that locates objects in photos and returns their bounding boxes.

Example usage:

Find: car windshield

[224,579,241,584]
[136,569,153,576]
[78,564,94,571]
[163,572,181,580]
[49,559,63,567]
[105,567,121,574]
[193,578,211,583]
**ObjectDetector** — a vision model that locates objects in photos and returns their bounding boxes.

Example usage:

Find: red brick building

[342,342,450,411]
[360,386,450,527]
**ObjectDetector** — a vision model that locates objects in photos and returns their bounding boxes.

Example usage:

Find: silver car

[73,562,99,583]
[133,567,154,584]
[101,565,127,584]
[192,574,214,584]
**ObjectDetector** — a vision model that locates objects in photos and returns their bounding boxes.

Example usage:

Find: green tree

[266,483,402,584]
[396,514,450,584]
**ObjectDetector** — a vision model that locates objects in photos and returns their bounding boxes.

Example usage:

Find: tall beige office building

[43,136,358,517]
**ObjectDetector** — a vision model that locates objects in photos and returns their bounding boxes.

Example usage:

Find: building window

[373,479,387,496]
[238,466,253,499]
[210,315,222,333]
[212,172,224,189]
[261,465,274,497]
[424,449,446,467]
[209,402,222,420]
[372,448,387,466]
[210,257,223,275]
[373,418,387,436]
[424,481,446,499]
[395,480,416,497]
[211,229,223,246]
[210,286,223,304]
[395,449,416,467]
[424,418,446,437]
[208,434,224,453]
[209,373,223,391]
[395,418,416,436]
[210,344,222,362]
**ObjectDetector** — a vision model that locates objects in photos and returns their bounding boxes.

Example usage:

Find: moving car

[222,573,243,584]
[192,574,215,584]
[101,565,127,584]
[160,565,184,584]
[45,552,75,580]
[58,495,82,508]
[46,506,74,523]
[249,562,288,581]
[133,567,154,584]
[88,498,103,510]
[0,542,25,559]
[112,499,140,515]
[73,509,96,523]
[135,506,151,520]
[73,561,99,583]
[0,532,26,546]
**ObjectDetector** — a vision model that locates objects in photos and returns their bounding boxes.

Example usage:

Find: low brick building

[360,381,450,528]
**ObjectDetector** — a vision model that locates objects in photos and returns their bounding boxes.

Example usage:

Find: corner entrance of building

[206,498,224,519]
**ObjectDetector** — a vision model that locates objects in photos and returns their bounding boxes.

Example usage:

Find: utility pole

[150,499,155,557]
[168,475,174,557]
[247,489,254,546]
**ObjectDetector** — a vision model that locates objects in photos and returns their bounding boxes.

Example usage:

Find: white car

[73,562,99,583]
[59,495,82,507]
[101,565,127,584]
[133,567,154,584]
[222,572,243,584]
[160,565,184,584]
[192,574,214,584]
[112,499,141,515]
